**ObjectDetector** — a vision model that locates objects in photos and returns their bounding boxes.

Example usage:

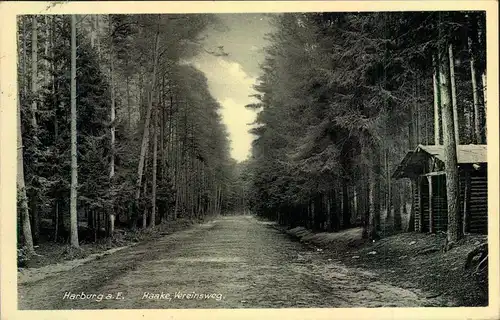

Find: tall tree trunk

[174,132,181,219]
[142,185,148,228]
[384,148,393,229]
[31,16,38,131]
[190,123,196,219]
[134,19,160,210]
[352,186,358,225]
[361,183,368,237]
[70,15,79,248]
[482,72,486,138]
[393,180,402,231]
[22,17,28,97]
[142,179,148,229]
[126,53,131,129]
[333,188,340,231]
[424,93,429,144]
[342,179,350,228]
[432,55,441,145]
[448,44,459,145]
[167,95,174,173]
[462,171,471,235]
[18,91,36,256]
[374,158,381,233]
[142,139,150,228]
[182,102,189,218]
[49,15,55,131]
[50,16,60,239]
[158,83,165,221]
[413,77,419,145]
[20,17,27,242]
[169,114,175,181]
[311,199,316,230]
[151,106,158,228]
[214,185,219,216]
[407,180,416,232]
[186,158,190,219]
[109,21,115,180]
[138,71,144,122]
[108,17,116,235]
[367,141,381,239]
[126,73,131,129]
[30,16,40,242]
[439,47,461,244]
[197,160,201,219]
[218,186,223,215]
[51,18,59,145]
[95,15,100,59]
[43,16,50,84]
[368,165,377,240]
[54,201,59,242]
[468,36,482,144]
[477,15,486,126]
[160,87,165,182]
[90,15,96,48]
[325,192,332,231]
[407,122,413,150]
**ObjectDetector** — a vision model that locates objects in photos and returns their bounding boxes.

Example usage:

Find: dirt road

[18,215,447,309]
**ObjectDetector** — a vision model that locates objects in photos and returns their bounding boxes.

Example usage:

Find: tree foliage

[17,14,235,247]
[246,12,486,237]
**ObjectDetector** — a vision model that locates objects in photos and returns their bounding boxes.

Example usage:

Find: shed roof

[392,144,487,179]
[417,144,487,164]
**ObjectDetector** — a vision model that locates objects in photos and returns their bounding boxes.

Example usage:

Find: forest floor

[281,224,488,307]
[18,215,454,309]
[18,218,196,283]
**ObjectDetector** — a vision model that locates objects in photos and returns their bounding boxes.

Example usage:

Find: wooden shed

[393,144,487,234]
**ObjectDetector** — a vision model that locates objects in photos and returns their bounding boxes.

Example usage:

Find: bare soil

[282,224,488,306]
[20,218,194,269]
[18,215,453,309]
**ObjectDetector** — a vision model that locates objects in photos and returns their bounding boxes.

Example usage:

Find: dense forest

[16,12,488,258]
[17,14,246,256]
[244,12,487,242]
[13,11,492,310]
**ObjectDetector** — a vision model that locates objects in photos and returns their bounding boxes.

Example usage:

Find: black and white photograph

[0,1,498,319]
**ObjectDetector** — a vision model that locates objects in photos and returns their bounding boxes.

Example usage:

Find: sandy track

[18,215,446,309]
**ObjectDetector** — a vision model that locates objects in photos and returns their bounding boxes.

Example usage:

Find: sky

[189,14,273,162]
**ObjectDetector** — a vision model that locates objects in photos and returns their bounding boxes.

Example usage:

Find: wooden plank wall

[413,180,420,231]
[420,178,430,232]
[432,176,448,232]
[406,169,487,235]
[459,174,468,233]
[412,173,487,234]
[412,177,430,232]
[469,174,488,234]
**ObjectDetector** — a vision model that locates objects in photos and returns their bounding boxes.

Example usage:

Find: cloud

[189,56,258,161]
[220,97,256,162]
[192,56,258,104]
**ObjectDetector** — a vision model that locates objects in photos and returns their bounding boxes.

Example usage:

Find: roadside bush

[17,247,29,268]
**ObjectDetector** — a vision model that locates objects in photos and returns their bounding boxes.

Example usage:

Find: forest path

[19,215,443,309]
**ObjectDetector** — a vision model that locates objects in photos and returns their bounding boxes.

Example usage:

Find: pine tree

[135,17,160,226]
[18,92,36,256]
[439,45,461,244]
[70,14,79,248]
